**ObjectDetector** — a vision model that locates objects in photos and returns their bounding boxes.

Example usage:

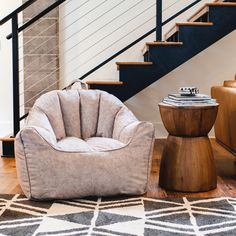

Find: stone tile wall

[22,0,59,113]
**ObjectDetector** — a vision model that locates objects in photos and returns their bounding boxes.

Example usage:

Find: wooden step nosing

[116,62,153,70]
[116,62,153,65]
[207,2,236,7]
[0,138,15,142]
[145,42,183,46]
[176,22,213,26]
[86,81,123,85]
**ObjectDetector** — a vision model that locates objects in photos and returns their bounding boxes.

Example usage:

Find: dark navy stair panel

[90,65,157,101]
[208,6,236,37]
[91,4,236,102]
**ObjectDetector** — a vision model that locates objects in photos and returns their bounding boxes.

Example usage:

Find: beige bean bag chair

[15,89,155,200]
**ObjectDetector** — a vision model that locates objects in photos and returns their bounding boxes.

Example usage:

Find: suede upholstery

[211,81,236,154]
[15,89,155,200]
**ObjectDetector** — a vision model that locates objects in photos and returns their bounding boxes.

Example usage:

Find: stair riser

[208,6,236,34]
[146,45,184,67]
[109,66,156,101]
[194,12,209,22]
[178,25,217,56]
[166,32,179,42]
[146,49,187,78]
[1,140,15,158]
[88,84,123,94]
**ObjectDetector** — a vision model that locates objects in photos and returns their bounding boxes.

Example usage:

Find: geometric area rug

[0,195,236,235]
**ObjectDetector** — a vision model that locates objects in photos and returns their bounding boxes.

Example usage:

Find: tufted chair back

[33,90,124,140]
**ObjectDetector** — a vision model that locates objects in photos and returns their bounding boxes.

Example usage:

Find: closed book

[163,98,216,104]
[162,99,217,107]
[168,93,211,101]
[163,102,217,107]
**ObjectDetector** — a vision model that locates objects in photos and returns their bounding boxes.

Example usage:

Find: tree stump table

[158,103,219,192]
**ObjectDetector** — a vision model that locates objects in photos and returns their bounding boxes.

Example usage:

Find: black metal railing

[156,0,162,41]
[0,0,39,135]
[0,0,37,25]
[0,0,211,136]
[0,0,66,136]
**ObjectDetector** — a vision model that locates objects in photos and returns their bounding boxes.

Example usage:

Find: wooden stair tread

[165,22,213,40]
[86,81,123,85]
[0,137,15,141]
[146,42,183,46]
[116,62,153,65]
[207,2,236,6]
[116,62,153,70]
[176,22,213,26]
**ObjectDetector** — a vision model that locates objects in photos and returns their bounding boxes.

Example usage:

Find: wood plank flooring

[0,139,235,197]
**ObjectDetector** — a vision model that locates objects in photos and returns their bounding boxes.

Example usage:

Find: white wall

[0,0,22,136]
[125,30,236,138]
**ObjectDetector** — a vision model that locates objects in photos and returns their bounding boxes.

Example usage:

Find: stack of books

[163,93,217,107]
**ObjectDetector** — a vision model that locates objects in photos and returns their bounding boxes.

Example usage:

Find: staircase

[87,1,236,101]
[0,0,235,157]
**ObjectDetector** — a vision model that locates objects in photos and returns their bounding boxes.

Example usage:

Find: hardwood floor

[0,139,236,197]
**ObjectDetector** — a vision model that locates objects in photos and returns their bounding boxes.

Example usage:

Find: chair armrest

[118,121,154,144]
[15,125,56,199]
[211,86,236,99]
[18,126,57,146]
[117,120,155,194]
[113,106,154,144]
[23,107,57,145]
[113,107,138,141]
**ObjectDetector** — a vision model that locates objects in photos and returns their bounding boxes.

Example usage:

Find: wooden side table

[158,103,219,192]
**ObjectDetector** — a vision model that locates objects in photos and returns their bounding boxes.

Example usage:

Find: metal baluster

[156,0,162,41]
[11,14,20,136]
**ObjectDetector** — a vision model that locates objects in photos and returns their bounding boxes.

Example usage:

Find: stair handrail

[6,0,66,40]
[0,0,37,25]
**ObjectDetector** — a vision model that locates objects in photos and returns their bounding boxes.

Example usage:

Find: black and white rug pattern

[0,195,236,235]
